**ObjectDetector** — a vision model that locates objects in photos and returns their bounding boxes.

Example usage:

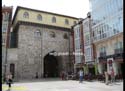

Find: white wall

[98,63,103,74]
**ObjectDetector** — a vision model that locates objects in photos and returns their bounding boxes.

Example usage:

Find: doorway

[44,53,58,78]
[89,67,95,75]
[10,63,15,78]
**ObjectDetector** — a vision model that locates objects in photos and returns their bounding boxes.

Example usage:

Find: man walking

[6,73,13,88]
[79,69,83,83]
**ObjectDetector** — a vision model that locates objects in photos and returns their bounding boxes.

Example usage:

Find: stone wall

[6,48,18,81]
[16,24,71,79]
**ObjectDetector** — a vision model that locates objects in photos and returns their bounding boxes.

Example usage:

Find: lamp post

[39,54,42,78]
[40,29,43,78]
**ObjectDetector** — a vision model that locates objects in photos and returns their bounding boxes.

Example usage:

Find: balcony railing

[100,52,106,57]
[98,52,123,61]
[98,52,107,61]
[114,48,123,54]
[93,31,123,43]
[114,53,123,59]
[98,56,107,60]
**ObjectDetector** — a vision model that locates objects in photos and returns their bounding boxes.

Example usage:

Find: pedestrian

[111,68,115,83]
[6,74,13,88]
[105,71,109,85]
[35,72,38,79]
[64,71,67,80]
[79,69,83,83]
[61,71,64,80]
[65,72,68,80]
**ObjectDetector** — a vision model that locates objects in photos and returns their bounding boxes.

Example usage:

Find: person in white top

[79,69,83,83]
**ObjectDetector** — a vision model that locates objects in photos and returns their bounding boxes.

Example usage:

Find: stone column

[113,61,118,76]
[98,63,103,74]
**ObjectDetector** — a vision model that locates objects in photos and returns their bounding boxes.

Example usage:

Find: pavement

[2,79,123,91]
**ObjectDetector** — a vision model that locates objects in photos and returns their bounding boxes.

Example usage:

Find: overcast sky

[2,0,90,18]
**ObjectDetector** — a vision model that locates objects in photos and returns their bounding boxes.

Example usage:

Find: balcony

[98,56,107,60]
[98,52,107,63]
[114,53,123,59]
[114,48,123,54]
[99,52,106,57]
[93,31,123,43]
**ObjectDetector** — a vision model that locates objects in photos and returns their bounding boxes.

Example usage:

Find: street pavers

[2,79,123,91]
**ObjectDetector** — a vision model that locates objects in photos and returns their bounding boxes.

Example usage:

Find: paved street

[2,79,123,91]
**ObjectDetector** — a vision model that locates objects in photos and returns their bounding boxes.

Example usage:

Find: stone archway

[43,52,59,78]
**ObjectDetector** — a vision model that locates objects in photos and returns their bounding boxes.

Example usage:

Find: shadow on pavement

[6,88,11,91]
[16,78,65,83]
[108,83,121,86]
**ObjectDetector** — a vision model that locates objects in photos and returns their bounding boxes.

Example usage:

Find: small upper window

[52,16,56,23]
[34,29,41,37]
[50,31,56,38]
[2,38,6,44]
[65,19,69,25]
[74,21,77,25]
[37,14,42,21]
[63,33,69,39]
[4,14,9,21]
[23,12,29,18]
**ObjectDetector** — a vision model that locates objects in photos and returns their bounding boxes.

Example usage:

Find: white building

[73,19,84,73]
[82,13,95,75]
[89,0,123,78]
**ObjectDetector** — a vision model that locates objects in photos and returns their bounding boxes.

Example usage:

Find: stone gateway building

[7,6,79,80]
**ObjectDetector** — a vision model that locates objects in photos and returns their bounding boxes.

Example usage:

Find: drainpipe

[40,29,43,78]
[68,31,71,72]
[4,13,9,82]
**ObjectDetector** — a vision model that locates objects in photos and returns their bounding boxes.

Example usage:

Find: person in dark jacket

[6,74,13,88]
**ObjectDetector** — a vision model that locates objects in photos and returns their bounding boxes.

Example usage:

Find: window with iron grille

[23,12,29,18]
[37,14,42,21]
[52,16,56,23]
[114,41,123,54]
[34,29,41,38]
[65,19,69,25]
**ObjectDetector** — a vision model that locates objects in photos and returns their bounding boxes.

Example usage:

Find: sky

[2,0,90,18]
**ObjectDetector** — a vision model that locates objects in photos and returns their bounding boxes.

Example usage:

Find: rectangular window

[2,37,6,45]
[114,42,123,53]
[85,48,91,57]
[99,46,106,57]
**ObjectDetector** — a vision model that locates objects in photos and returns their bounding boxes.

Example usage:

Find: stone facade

[8,6,79,80]
[72,19,84,73]
[15,24,70,79]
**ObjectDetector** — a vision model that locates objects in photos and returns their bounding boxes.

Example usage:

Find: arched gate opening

[44,53,59,78]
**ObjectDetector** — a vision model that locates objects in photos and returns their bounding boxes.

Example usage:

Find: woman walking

[111,68,115,83]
